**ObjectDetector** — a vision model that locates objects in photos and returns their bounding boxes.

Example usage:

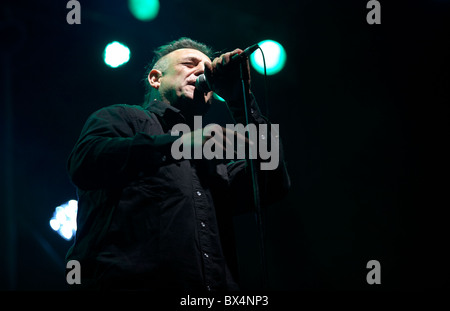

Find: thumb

[204,60,213,80]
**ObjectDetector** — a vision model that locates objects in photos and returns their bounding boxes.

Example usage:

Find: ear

[148,69,162,90]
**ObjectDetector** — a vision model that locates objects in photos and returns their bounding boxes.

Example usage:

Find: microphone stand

[239,63,268,290]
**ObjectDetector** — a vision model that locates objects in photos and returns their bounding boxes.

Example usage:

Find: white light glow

[103,41,131,68]
[50,200,78,241]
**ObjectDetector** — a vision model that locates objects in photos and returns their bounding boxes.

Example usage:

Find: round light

[250,40,287,75]
[128,0,160,22]
[50,200,78,241]
[103,41,131,68]
[49,219,60,231]
[60,226,74,241]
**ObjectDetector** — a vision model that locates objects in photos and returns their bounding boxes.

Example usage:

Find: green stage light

[250,40,286,75]
[128,0,160,22]
[103,41,131,68]
[213,92,225,102]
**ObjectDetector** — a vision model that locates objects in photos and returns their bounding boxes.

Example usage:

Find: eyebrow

[179,56,203,63]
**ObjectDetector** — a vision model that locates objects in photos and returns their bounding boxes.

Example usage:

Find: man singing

[66,37,290,291]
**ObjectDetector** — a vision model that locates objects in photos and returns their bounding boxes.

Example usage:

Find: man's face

[158,48,213,106]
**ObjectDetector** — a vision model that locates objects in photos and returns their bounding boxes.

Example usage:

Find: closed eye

[179,56,202,69]
[181,62,196,68]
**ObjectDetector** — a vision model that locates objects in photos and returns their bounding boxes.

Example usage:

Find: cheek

[162,76,181,91]
[159,80,180,102]
[175,76,188,92]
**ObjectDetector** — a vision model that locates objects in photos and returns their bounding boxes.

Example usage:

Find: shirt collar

[146,100,185,130]
[146,99,180,116]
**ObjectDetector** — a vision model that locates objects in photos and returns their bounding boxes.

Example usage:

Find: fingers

[222,127,254,146]
[205,126,253,145]
[230,48,244,60]
[212,48,244,72]
[180,125,255,159]
[206,48,250,101]
[204,59,213,80]
[202,125,254,154]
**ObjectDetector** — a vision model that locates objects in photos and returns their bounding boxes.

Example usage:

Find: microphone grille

[196,74,210,93]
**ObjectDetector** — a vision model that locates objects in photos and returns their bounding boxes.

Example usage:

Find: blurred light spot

[128,0,160,22]
[213,92,225,102]
[49,200,78,241]
[250,40,287,75]
[103,41,131,68]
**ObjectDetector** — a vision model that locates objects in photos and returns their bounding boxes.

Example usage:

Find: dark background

[1,0,449,291]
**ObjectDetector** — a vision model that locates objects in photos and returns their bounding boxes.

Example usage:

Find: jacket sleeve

[67,105,179,190]
[226,95,291,212]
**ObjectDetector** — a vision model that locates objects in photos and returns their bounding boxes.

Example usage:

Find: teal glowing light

[250,40,286,75]
[213,92,225,102]
[103,41,131,68]
[128,0,160,22]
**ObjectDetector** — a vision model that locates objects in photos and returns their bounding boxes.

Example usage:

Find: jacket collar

[146,99,186,130]
[146,99,180,117]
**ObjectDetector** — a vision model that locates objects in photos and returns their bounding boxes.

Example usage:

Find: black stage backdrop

[1,0,448,293]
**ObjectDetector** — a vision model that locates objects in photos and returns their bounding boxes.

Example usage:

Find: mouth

[186,80,196,88]
[186,84,196,93]
[185,80,211,98]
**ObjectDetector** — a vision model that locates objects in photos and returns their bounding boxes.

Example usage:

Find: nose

[194,61,205,76]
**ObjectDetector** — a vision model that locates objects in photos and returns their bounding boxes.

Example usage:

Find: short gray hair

[142,37,214,105]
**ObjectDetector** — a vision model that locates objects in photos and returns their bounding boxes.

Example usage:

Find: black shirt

[66,98,290,291]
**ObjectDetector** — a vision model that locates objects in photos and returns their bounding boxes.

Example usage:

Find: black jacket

[66,98,290,291]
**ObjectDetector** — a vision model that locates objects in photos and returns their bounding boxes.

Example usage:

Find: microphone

[230,43,259,62]
[196,43,259,93]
